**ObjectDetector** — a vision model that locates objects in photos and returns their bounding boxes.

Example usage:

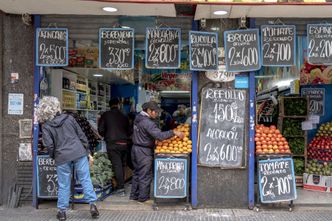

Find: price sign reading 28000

[145,28,181,69]
[224,29,261,72]
[307,24,332,65]
[36,28,68,66]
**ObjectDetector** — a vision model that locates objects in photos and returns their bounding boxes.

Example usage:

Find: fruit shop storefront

[3,0,332,210]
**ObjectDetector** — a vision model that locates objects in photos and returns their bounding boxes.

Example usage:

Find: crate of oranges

[155,124,192,154]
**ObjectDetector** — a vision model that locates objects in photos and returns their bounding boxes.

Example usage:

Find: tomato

[270,125,276,129]
[255,137,260,142]
[275,129,281,134]
[265,137,271,141]
[277,134,283,138]
[262,140,267,145]
[256,141,262,146]
[256,133,262,137]
[278,142,284,146]
[256,129,262,133]
[261,133,267,137]
[262,144,268,149]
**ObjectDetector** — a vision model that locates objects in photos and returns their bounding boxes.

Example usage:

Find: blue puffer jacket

[132,112,174,149]
[42,113,89,166]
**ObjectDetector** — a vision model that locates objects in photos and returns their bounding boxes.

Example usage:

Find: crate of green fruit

[288,137,305,155]
[278,117,305,138]
[279,96,308,117]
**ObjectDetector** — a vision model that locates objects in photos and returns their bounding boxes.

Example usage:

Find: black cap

[142,101,162,112]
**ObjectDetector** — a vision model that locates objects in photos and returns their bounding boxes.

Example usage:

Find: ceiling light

[93,74,103,77]
[121,26,130,29]
[213,10,228,16]
[102,6,118,13]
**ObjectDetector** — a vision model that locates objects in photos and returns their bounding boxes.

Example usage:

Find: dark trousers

[130,145,153,201]
[107,143,127,189]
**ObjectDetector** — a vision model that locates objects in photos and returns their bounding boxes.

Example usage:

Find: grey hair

[35,96,61,122]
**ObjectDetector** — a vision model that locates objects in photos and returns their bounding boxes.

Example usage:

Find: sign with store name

[307,24,332,65]
[261,25,296,66]
[301,88,325,116]
[37,155,58,198]
[198,88,246,168]
[154,158,187,198]
[189,31,218,71]
[145,28,181,69]
[36,28,68,66]
[258,158,297,203]
[99,28,134,70]
[224,29,261,72]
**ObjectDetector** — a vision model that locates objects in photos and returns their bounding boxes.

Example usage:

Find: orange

[183,137,189,142]
[187,140,192,144]
[187,144,192,149]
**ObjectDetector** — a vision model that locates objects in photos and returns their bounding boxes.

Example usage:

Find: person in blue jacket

[36,96,99,221]
[130,101,184,202]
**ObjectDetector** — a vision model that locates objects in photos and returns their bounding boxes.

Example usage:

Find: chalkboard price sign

[307,24,332,65]
[198,88,246,168]
[145,28,181,69]
[261,25,296,66]
[154,158,187,198]
[36,28,68,66]
[99,28,134,69]
[258,158,297,203]
[224,29,261,72]
[301,88,325,116]
[37,155,58,198]
[189,31,218,71]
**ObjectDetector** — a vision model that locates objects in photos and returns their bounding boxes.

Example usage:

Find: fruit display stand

[153,124,192,210]
[304,121,332,192]
[278,95,308,187]
[254,125,295,211]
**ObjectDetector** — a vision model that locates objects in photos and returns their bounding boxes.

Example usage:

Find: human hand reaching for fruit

[174,130,184,139]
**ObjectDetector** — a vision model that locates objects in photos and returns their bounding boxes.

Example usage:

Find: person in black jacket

[36,96,99,221]
[130,101,184,202]
[98,98,130,195]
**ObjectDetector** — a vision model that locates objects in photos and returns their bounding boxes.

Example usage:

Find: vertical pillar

[248,18,256,209]
[191,20,199,208]
[32,15,41,209]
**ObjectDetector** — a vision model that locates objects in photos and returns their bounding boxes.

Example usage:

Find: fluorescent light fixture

[274,79,293,88]
[102,6,118,12]
[93,74,103,77]
[213,10,228,16]
[121,26,130,29]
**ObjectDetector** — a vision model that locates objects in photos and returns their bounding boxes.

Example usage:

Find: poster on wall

[145,28,181,69]
[142,72,191,91]
[99,28,134,70]
[8,93,24,115]
[301,88,325,116]
[261,25,296,67]
[189,31,218,71]
[224,29,261,72]
[36,28,68,66]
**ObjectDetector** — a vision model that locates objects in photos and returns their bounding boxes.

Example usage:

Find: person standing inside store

[130,101,184,203]
[36,96,99,221]
[98,98,131,196]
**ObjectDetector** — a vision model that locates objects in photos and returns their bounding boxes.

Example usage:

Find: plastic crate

[279,96,308,117]
[71,183,112,203]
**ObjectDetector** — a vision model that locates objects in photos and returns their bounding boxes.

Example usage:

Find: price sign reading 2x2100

[224,29,261,72]
[307,24,332,65]
[36,28,68,66]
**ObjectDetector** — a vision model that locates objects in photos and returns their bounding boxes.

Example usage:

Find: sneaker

[90,203,99,219]
[56,210,66,221]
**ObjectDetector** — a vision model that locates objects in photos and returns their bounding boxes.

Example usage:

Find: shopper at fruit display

[36,96,99,221]
[130,101,184,202]
[98,98,131,196]
[173,104,187,124]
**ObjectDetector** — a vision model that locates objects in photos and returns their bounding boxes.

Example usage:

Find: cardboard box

[303,173,332,193]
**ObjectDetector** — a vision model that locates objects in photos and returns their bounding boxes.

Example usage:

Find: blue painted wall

[111,83,138,114]
[301,84,332,142]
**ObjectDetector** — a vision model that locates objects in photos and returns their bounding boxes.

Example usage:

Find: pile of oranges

[155,124,192,154]
[255,124,291,155]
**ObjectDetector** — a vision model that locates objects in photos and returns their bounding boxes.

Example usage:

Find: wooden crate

[279,96,308,117]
